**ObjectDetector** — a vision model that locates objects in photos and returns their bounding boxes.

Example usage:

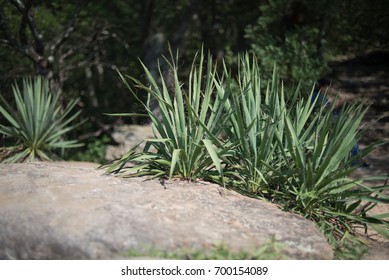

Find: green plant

[333,236,368,260]
[0,76,82,162]
[65,134,110,164]
[244,0,330,85]
[221,53,389,245]
[125,238,286,260]
[217,55,289,194]
[106,47,233,182]
[108,48,389,252]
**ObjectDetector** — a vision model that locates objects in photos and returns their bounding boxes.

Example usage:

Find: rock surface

[0,162,333,260]
[105,124,155,161]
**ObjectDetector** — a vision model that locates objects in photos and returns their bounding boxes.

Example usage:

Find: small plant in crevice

[0,76,82,162]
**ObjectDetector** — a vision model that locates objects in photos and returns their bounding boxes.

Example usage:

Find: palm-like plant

[107,48,233,182]
[0,76,82,162]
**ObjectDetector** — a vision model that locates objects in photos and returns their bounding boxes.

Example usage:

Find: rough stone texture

[0,162,333,260]
[105,124,155,160]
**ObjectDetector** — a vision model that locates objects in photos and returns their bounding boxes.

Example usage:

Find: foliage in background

[0,76,82,162]
[244,0,389,85]
[1,0,388,149]
[64,134,110,164]
[0,0,148,142]
[325,0,389,52]
[244,0,330,84]
[107,48,233,182]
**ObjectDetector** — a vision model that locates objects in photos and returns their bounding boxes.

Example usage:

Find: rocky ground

[0,162,333,260]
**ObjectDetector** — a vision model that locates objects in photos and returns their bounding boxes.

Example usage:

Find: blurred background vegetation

[1,0,388,162]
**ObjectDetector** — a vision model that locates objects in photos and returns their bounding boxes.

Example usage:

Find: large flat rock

[0,162,333,259]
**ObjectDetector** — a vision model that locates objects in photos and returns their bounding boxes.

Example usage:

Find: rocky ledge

[0,162,333,259]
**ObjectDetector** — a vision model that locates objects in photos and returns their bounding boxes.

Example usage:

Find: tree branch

[9,0,25,13]
[18,1,30,46]
[5,0,45,64]
[50,4,81,55]
[24,2,44,55]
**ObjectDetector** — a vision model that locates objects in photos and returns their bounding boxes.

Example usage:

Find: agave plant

[0,76,82,162]
[107,47,233,182]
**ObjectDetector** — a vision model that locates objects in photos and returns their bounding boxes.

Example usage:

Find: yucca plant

[0,76,82,162]
[217,54,290,194]
[222,53,389,245]
[279,93,389,244]
[106,47,233,182]
[107,48,388,249]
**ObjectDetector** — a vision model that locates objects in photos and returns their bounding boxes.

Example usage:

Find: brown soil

[325,50,389,259]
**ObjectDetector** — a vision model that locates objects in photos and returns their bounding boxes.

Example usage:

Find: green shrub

[64,134,110,164]
[106,47,233,182]
[0,76,82,162]
[222,53,389,245]
[244,0,329,85]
